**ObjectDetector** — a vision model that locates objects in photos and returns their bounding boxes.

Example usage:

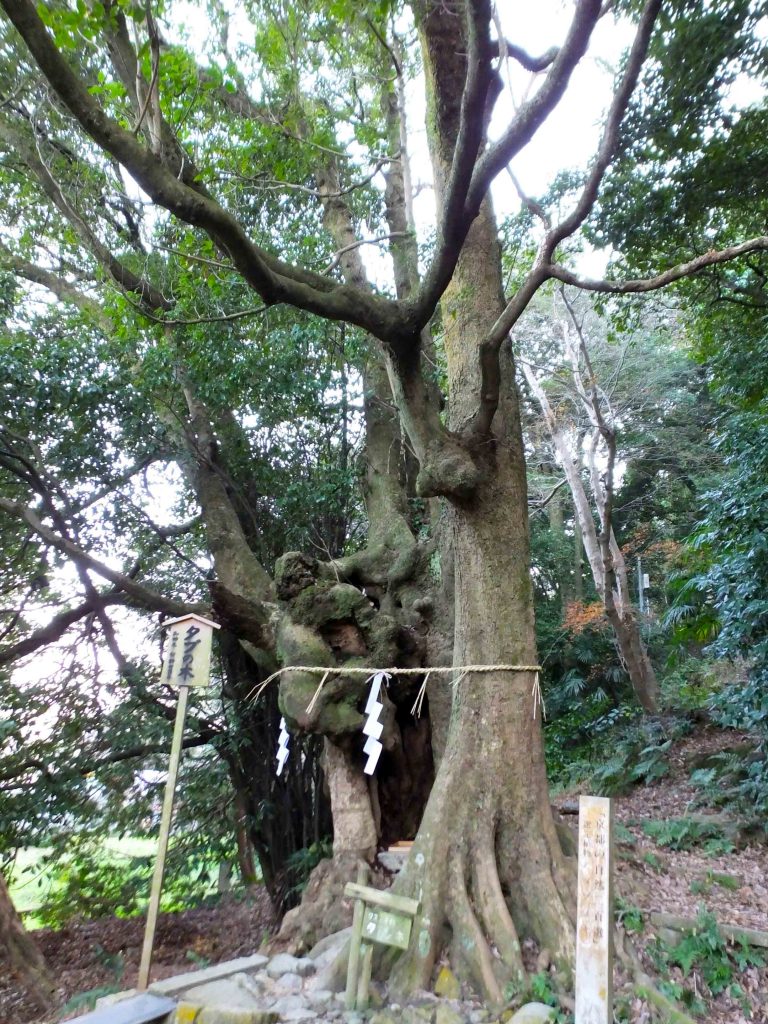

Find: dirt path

[0,888,275,1024]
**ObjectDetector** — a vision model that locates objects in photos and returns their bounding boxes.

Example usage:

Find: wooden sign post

[575,795,613,1024]
[137,613,219,991]
[344,873,420,1011]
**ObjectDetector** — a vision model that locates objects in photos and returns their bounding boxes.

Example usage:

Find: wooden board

[64,993,176,1024]
[344,881,420,918]
[575,795,613,1024]
[362,906,413,950]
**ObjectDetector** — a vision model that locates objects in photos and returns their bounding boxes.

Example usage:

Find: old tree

[2,0,767,1004]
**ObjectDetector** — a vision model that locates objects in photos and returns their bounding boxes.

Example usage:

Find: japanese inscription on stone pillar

[575,795,613,1024]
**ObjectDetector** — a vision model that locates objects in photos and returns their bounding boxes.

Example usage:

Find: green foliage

[33,841,151,926]
[690,749,768,836]
[615,897,644,934]
[613,822,636,848]
[60,984,124,1017]
[25,835,225,928]
[544,665,708,794]
[282,837,333,900]
[592,0,768,283]
[659,659,724,713]
[666,402,768,820]
[642,850,664,873]
[541,618,640,790]
[689,870,742,896]
[590,716,692,795]
[649,907,765,1013]
[526,972,572,1023]
[641,818,733,856]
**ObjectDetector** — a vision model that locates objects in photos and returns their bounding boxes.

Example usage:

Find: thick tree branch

[1,0,410,342]
[546,0,662,250]
[413,0,601,327]
[318,152,476,499]
[0,592,128,666]
[467,0,602,215]
[529,476,568,512]
[0,731,219,786]
[0,119,172,311]
[65,455,161,516]
[102,0,201,180]
[0,246,110,327]
[0,495,204,617]
[433,0,497,270]
[177,377,275,604]
[496,41,559,73]
[471,0,660,433]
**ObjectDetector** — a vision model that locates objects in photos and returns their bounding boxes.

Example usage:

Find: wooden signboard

[575,795,613,1024]
[161,614,219,688]
[138,613,220,991]
[362,906,412,950]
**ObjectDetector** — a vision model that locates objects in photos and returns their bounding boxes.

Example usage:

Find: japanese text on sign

[575,795,613,1024]
[161,614,218,688]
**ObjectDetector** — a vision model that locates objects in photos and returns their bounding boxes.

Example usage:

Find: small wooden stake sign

[575,795,613,1024]
[344,869,420,1011]
[137,613,219,991]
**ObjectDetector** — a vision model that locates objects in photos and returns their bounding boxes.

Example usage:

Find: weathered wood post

[345,864,369,1010]
[137,613,219,991]
[343,880,420,1011]
[575,795,613,1024]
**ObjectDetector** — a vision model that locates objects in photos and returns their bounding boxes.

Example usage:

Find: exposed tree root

[387,695,576,1008]
[633,981,698,1024]
[470,829,525,982]
[448,849,504,1005]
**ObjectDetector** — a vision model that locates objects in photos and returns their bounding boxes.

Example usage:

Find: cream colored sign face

[162,615,217,688]
[575,795,613,1024]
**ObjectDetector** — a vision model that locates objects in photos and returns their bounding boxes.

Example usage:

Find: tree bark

[573,509,584,602]
[383,6,577,995]
[391,199,576,1001]
[324,738,377,860]
[0,872,56,1009]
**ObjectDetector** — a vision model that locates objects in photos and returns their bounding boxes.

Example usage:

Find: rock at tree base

[273,973,304,994]
[182,978,263,1007]
[266,954,305,978]
[175,1002,278,1024]
[433,967,461,1000]
[176,975,278,1024]
[307,927,352,963]
[434,1004,466,1024]
[508,1003,557,1023]
[269,993,318,1019]
[149,956,269,996]
[294,959,317,978]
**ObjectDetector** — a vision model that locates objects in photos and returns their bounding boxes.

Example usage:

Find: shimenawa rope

[247,663,544,719]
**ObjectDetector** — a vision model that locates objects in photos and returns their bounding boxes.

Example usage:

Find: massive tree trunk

[0,872,56,1009]
[391,201,576,1000]
[383,5,577,993]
